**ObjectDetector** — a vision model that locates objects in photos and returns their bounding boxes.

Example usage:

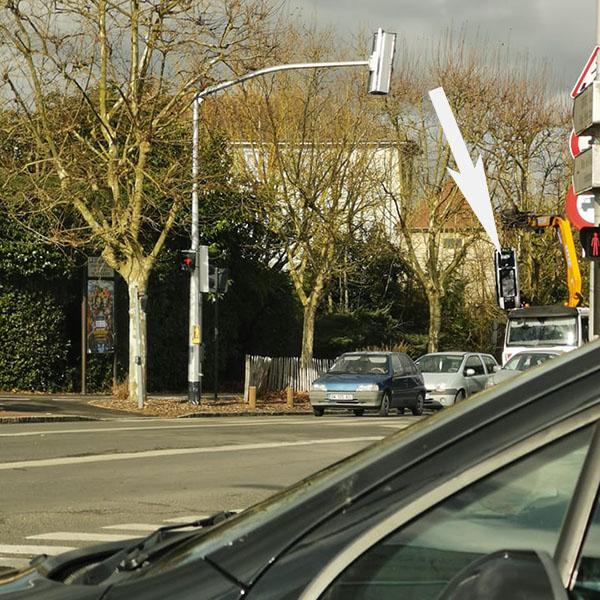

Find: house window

[442,237,463,249]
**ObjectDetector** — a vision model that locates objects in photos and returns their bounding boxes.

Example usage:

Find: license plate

[329,393,353,401]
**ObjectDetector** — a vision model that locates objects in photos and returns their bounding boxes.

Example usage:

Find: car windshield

[507,316,577,347]
[329,354,389,375]
[504,352,558,371]
[416,355,463,373]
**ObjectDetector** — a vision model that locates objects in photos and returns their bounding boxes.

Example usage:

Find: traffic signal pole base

[188,382,200,405]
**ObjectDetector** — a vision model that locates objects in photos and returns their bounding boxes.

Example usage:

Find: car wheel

[378,392,391,417]
[353,408,364,417]
[313,406,324,417]
[454,389,466,404]
[412,393,424,416]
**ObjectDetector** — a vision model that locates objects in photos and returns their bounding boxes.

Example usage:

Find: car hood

[421,372,464,390]
[313,373,387,390]
[488,370,520,386]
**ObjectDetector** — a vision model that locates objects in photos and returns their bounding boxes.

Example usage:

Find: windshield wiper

[117,511,237,571]
[75,511,237,584]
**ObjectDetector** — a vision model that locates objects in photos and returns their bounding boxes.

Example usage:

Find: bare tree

[0,0,278,398]
[377,37,499,352]
[210,30,381,366]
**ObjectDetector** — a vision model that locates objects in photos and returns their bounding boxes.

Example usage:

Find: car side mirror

[438,549,568,600]
[493,365,500,372]
[464,368,476,377]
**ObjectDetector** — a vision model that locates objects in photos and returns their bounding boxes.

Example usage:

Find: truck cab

[502,305,589,365]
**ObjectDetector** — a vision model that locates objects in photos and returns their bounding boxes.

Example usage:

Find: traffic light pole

[187,30,396,403]
[188,97,201,405]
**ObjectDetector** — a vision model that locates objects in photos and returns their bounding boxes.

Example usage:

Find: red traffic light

[180,250,196,272]
[580,227,600,261]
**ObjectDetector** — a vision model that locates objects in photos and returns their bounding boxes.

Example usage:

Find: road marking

[27,532,134,543]
[0,557,30,569]
[0,544,75,555]
[0,436,382,470]
[0,418,375,437]
[102,523,163,531]
[162,515,210,523]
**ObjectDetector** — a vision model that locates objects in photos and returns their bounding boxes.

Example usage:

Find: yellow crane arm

[527,216,583,307]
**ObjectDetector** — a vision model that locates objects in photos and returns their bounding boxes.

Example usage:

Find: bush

[0,285,73,391]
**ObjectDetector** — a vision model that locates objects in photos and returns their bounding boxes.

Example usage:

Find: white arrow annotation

[428,86,500,252]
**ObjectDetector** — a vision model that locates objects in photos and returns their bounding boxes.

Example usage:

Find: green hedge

[0,285,73,391]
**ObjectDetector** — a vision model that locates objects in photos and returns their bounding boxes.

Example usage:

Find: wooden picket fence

[243,355,333,401]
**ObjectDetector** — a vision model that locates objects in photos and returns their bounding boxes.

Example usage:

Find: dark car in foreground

[309,351,425,416]
[1,343,599,599]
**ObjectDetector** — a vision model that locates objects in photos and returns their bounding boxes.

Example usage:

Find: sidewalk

[0,392,312,423]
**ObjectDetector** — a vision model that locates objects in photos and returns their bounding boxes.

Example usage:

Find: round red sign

[565,185,594,230]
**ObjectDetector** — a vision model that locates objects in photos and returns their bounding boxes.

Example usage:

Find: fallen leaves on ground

[89,391,312,418]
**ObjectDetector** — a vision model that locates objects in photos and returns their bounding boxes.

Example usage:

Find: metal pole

[187,46,392,397]
[133,285,144,409]
[593,0,600,336]
[188,61,369,404]
[188,97,201,404]
[81,266,87,395]
[214,291,219,400]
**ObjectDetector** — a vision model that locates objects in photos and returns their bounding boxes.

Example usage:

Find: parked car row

[309,348,562,416]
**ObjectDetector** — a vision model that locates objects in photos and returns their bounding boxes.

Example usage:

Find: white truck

[502,305,589,365]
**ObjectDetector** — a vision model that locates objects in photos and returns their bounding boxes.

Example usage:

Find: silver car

[415,352,498,409]
[485,350,561,389]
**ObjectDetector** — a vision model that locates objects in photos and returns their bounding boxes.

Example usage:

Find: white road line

[0,557,31,569]
[0,436,382,470]
[162,516,210,523]
[28,532,135,543]
[0,418,354,437]
[0,544,75,556]
[102,523,162,531]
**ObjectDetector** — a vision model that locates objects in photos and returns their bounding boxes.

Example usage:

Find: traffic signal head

[580,226,600,261]
[208,266,229,293]
[180,249,196,273]
[367,28,396,95]
[494,248,520,310]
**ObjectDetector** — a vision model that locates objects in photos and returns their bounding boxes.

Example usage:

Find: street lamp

[187,28,397,405]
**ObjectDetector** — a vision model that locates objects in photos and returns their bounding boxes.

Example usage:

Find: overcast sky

[288,0,598,93]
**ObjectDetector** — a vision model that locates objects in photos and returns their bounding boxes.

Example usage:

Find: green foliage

[314,308,402,359]
[0,285,72,391]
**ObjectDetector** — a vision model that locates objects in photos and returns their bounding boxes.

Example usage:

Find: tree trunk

[427,289,442,353]
[300,296,319,370]
[126,274,149,402]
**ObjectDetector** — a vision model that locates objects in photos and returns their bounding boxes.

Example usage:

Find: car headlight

[435,383,447,392]
[311,383,327,391]
[356,384,379,392]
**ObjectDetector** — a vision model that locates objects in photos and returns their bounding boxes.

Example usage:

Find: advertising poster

[87,279,115,353]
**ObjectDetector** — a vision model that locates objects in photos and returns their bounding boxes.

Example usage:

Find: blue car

[309,351,425,417]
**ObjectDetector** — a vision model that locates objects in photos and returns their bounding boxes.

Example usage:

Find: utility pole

[187,28,397,404]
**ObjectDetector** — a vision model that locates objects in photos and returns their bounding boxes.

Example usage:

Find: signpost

[572,33,600,336]
[565,186,594,230]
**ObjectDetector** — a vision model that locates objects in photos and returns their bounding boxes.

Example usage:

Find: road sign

[573,146,600,195]
[570,130,592,158]
[571,46,600,98]
[566,185,595,230]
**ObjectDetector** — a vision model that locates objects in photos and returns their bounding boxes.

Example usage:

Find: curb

[0,415,101,424]
[178,411,312,418]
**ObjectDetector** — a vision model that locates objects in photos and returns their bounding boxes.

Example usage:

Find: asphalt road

[0,414,423,571]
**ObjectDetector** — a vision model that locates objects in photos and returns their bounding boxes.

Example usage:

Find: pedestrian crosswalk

[0,513,239,572]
